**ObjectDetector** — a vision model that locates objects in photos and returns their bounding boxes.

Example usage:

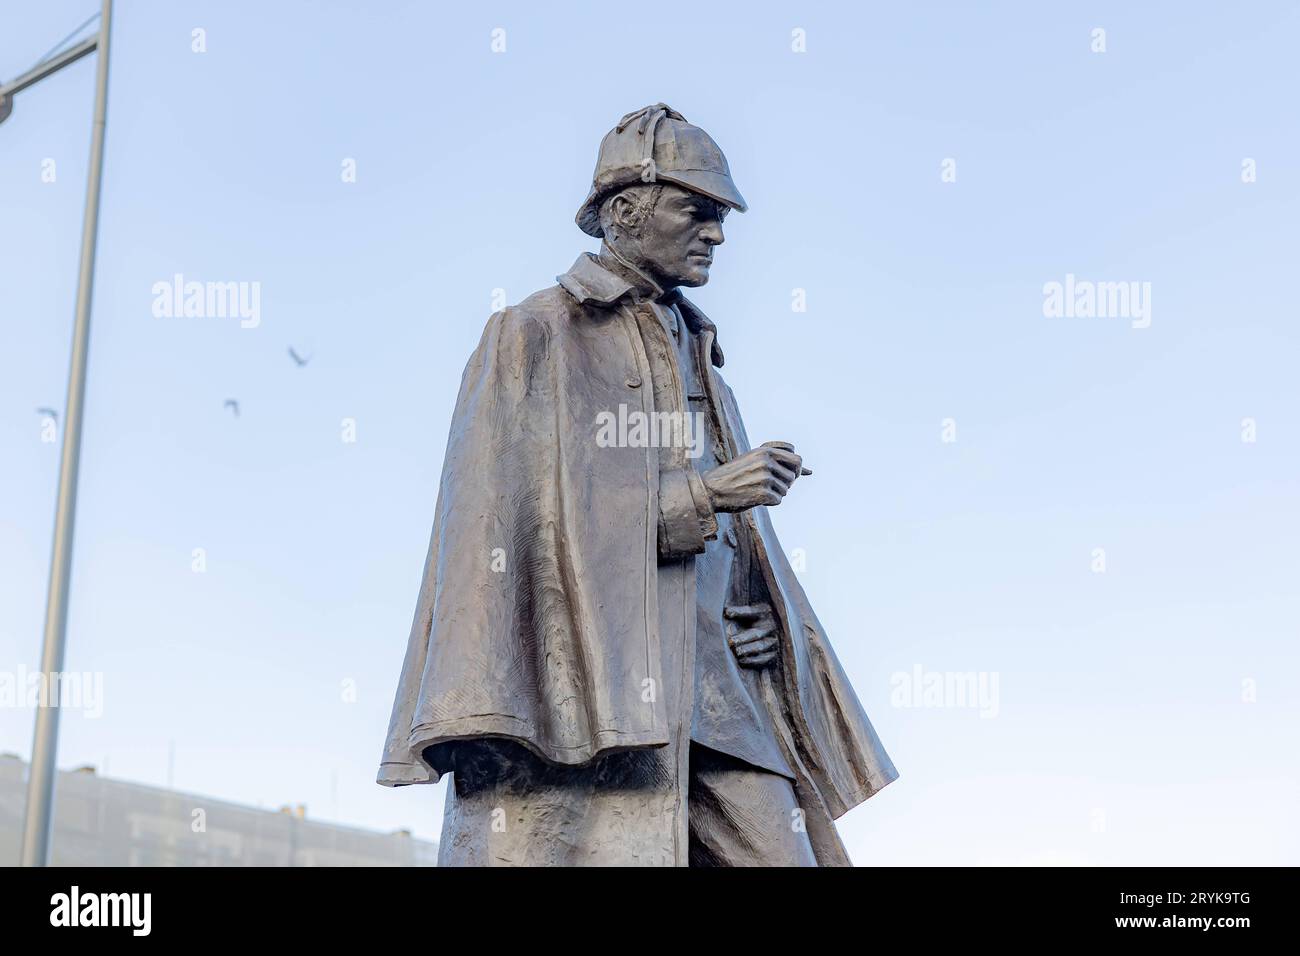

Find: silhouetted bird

[36,407,58,422]
[224,399,240,417]
[287,347,312,367]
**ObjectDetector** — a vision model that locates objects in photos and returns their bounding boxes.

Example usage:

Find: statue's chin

[677,267,711,288]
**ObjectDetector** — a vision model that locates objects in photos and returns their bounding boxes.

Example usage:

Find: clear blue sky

[2,0,1297,864]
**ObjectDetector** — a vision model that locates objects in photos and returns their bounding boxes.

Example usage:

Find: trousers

[687,744,817,867]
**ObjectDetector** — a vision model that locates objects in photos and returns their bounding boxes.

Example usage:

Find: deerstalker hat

[576,103,747,238]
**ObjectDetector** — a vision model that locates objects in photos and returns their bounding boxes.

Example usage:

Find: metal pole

[20,0,113,868]
[0,34,99,100]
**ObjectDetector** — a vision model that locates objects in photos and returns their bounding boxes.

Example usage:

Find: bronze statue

[378,104,896,866]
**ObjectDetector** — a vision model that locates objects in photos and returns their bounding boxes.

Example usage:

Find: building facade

[0,754,436,866]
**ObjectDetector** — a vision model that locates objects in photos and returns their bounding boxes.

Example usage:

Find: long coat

[378,256,897,864]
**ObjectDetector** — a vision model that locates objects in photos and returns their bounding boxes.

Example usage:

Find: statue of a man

[378,104,896,866]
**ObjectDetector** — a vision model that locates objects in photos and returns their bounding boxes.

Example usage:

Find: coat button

[625,375,642,388]
[724,526,738,548]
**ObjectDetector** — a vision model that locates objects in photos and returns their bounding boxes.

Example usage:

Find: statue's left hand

[724,603,779,669]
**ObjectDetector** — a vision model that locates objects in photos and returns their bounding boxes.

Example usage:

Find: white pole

[20,0,113,868]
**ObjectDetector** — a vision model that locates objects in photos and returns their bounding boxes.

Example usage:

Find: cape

[378,258,897,860]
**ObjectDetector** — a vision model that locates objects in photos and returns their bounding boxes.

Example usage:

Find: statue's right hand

[701,441,811,513]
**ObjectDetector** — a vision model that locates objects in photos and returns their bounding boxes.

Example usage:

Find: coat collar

[557,248,657,306]
[557,251,726,367]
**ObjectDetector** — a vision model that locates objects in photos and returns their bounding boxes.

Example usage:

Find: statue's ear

[609,192,640,233]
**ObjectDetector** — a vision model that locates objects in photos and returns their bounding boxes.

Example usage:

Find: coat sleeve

[656,464,718,559]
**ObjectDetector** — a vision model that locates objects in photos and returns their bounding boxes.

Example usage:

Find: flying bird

[223,399,240,417]
[36,407,58,422]
[287,347,312,367]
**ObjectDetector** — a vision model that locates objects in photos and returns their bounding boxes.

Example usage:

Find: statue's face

[623,184,728,289]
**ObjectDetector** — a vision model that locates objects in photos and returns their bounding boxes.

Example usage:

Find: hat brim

[575,172,748,238]
[656,169,747,216]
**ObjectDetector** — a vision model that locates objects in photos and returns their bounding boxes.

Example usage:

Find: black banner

[4,865,1287,942]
